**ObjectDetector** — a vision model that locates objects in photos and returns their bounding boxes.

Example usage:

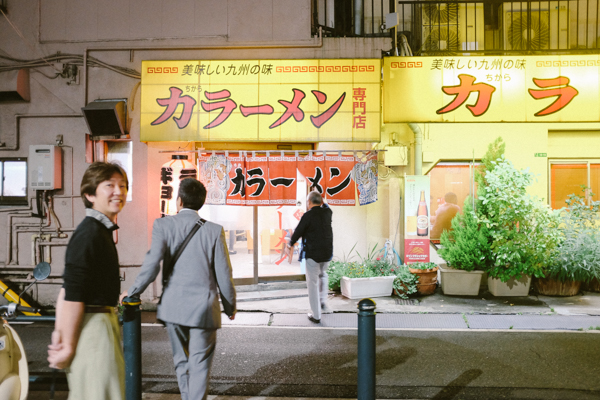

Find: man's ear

[176,197,183,208]
[84,193,95,205]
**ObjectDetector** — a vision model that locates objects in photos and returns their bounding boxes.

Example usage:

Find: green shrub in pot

[439,198,492,271]
[478,157,561,282]
[548,188,600,282]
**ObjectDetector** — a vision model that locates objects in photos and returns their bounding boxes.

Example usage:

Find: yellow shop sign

[141,59,381,142]
[384,55,600,123]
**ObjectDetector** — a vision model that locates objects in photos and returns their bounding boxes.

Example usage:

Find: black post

[357,298,376,400]
[122,296,142,400]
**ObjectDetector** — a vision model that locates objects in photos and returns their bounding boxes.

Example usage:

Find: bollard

[357,298,376,400]
[122,296,142,400]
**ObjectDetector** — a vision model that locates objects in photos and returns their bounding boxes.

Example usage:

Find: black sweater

[290,204,333,263]
[63,217,121,306]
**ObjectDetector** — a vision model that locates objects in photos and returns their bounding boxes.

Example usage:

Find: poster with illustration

[354,151,378,206]
[404,175,430,263]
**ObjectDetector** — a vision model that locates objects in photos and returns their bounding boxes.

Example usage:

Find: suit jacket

[128,209,236,329]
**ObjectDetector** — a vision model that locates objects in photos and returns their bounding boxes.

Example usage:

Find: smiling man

[48,162,128,400]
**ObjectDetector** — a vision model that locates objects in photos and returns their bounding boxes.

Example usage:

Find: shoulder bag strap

[162,218,206,287]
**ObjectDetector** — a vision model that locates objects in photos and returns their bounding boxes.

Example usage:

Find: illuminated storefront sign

[384,55,600,123]
[196,151,379,206]
[160,155,198,217]
[141,59,381,142]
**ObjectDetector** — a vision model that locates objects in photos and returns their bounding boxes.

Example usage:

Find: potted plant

[375,261,418,299]
[407,262,438,295]
[438,198,490,296]
[537,188,600,296]
[327,246,397,299]
[477,157,561,296]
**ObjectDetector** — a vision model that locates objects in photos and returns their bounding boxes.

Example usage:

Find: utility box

[29,145,62,190]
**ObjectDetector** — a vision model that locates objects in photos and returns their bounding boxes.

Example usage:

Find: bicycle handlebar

[0,303,40,317]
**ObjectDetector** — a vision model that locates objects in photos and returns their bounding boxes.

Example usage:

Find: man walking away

[288,190,333,323]
[121,178,236,400]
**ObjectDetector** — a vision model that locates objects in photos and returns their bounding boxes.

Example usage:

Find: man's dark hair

[307,191,323,206]
[80,162,129,208]
[178,178,207,211]
[444,192,458,204]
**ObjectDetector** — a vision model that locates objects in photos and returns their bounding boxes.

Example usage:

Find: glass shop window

[106,141,133,202]
[550,161,600,209]
[0,158,28,206]
[427,162,478,240]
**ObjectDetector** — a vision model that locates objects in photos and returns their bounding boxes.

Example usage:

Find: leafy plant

[475,136,505,192]
[327,245,418,299]
[547,187,600,282]
[439,198,493,271]
[407,261,438,270]
[327,260,378,290]
[375,262,418,299]
[477,157,561,282]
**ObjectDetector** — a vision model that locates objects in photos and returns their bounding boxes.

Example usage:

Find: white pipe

[408,123,422,175]
[354,0,363,36]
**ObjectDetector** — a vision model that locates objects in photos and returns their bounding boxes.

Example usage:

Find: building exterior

[0,0,599,306]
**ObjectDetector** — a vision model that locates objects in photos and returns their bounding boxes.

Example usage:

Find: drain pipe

[354,0,364,36]
[408,123,422,175]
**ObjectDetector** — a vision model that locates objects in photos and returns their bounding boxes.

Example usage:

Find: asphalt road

[15,323,600,400]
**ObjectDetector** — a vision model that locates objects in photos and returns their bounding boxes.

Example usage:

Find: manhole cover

[395,299,419,305]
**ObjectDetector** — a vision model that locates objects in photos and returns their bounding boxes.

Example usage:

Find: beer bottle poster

[404,175,430,263]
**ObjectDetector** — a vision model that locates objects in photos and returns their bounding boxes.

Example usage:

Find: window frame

[548,159,600,208]
[0,157,28,206]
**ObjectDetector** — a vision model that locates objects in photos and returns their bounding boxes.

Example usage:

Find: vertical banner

[198,153,230,205]
[226,152,246,206]
[245,153,270,205]
[268,152,297,205]
[404,175,430,263]
[297,151,325,194]
[354,151,378,206]
[325,152,355,205]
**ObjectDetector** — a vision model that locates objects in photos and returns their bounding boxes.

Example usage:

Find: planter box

[408,267,439,295]
[535,278,581,296]
[439,264,484,296]
[341,276,395,299]
[488,275,532,297]
[583,277,600,292]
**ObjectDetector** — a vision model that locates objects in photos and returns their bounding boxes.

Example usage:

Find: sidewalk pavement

[233,280,600,316]
[138,281,600,331]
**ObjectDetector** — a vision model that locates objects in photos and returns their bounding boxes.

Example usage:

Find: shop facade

[0,1,399,305]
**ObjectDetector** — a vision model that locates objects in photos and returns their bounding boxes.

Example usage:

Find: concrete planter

[340,276,395,299]
[439,264,484,296]
[488,275,532,296]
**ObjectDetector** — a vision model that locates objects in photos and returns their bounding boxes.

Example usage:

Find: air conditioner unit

[422,2,484,53]
[501,2,569,50]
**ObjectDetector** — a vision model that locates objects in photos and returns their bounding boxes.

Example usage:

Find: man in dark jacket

[288,190,333,323]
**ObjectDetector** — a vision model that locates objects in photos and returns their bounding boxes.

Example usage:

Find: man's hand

[119,290,128,304]
[228,312,236,321]
[48,330,75,369]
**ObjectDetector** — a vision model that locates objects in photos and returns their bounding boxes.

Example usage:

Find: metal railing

[399,0,600,55]
[312,0,397,37]
[312,0,600,54]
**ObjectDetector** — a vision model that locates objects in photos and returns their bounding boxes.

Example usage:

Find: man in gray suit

[121,178,236,400]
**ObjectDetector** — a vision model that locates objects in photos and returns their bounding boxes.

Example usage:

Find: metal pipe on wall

[354,0,364,36]
[408,123,423,175]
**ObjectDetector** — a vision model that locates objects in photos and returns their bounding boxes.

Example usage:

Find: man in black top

[288,190,333,323]
[48,162,128,400]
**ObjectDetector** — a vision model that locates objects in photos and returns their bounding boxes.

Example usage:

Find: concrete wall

[0,0,393,305]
